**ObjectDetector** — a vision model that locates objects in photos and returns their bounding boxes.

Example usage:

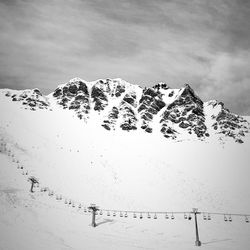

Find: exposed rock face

[138,88,165,133]
[3,77,249,143]
[53,78,90,120]
[5,89,49,111]
[207,100,250,143]
[160,84,207,139]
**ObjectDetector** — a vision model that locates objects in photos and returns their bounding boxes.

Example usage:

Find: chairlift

[165,213,169,219]
[208,213,211,220]
[125,212,128,218]
[140,213,143,219]
[78,204,82,209]
[184,213,187,219]
[188,214,192,220]
[120,211,123,217]
[72,203,75,208]
[203,213,207,220]
[113,211,116,217]
[154,213,157,219]
[99,210,103,215]
[171,213,174,220]
[229,215,232,222]
[147,213,151,219]
[68,200,72,205]
[133,213,137,218]
[245,216,249,223]
[84,207,87,213]
[224,214,228,222]
[107,211,110,216]
[64,199,68,204]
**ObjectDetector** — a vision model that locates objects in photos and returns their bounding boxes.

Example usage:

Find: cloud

[0,0,249,114]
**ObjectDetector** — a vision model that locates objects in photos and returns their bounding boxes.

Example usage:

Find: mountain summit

[1,77,249,143]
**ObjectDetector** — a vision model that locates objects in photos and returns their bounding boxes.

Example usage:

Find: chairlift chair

[99,210,103,215]
[147,213,151,219]
[184,213,187,219]
[154,213,157,219]
[203,213,207,220]
[208,214,211,220]
[166,213,169,219]
[107,211,110,216]
[120,212,123,217]
[125,212,128,218]
[113,211,116,217]
[140,213,143,219]
[224,215,228,222]
[133,213,137,218]
[245,216,249,223]
[188,214,192,220]
[171,213,174,220]
[229,215,232,222]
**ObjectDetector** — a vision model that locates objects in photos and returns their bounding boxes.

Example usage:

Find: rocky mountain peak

[2,78,249,144]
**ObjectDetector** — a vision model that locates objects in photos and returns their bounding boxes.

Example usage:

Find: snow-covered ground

[0,92,250,249]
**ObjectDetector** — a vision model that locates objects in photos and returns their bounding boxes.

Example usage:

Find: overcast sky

[0,0,250,114]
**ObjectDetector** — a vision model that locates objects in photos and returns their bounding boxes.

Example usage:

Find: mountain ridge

[1,77,249,143]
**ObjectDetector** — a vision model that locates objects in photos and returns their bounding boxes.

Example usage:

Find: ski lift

[229,215,232,222]
[245,216,249,223]
[99,210,103,215]
[84,207,87,213]
[140,213,143,219]
[72,203,75,208]
[68,200,72,205]
[107,211,110,216]
[171,213,174,220]
[147,213,151,219]
[120,211,123,217]
[184,213,187,219]
[207,213,211,220]
[165,213,169,219]
[224,214,228,222]
[188,213,192,220]
[113,211,116,217]
[154,213,157,219]
[133,213,137,218]
[124,212,128,218]
[78,204,82,209]
[203,213,207,220]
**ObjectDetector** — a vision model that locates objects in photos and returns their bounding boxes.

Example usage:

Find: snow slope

[0,80,250,250]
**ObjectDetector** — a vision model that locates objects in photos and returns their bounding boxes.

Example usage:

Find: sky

[0,0,250,115]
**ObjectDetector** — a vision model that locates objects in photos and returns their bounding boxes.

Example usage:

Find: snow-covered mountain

[2,77,250,143]
[0,78,250,250]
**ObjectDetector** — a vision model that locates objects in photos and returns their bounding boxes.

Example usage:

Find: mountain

[0,77,250,250]
[1,77,249,143]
